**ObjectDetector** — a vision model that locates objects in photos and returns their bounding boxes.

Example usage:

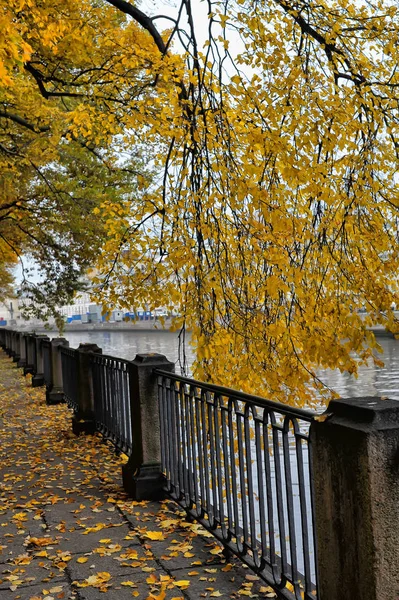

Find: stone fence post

[17,333,26,368]
[71,343,102,435]
[122,353,175,500]
[6,329,13,357]
[310,396,399,600]
[32,335,50,387]
[46,338,69,405]
[12,331,21,363]
[10,331,19,361]
[24,334,35,375]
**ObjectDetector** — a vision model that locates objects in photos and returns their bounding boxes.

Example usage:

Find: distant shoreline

[3,320,397,338]
[10,319,178,334]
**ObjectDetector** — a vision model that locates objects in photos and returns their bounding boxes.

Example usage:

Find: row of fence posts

[0,328,398,600]
[0,329,174,502]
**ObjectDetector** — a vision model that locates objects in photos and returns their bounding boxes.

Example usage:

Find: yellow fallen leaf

[144,531,165,541]
[12,512,27,521]
[77,557,88,563]
[159,519,179,528]
[25,536,56,548]
[82,523,107,534]
[120,581,136,587]
[76,571,112,588]
[174,580,190,588]
[13,553,32,564]
[148,591,166,600]
[210,592,223,598]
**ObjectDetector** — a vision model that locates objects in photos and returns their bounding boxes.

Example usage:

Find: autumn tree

[92,0,399,405]
[4,0,399,404]
[0,0,162,318]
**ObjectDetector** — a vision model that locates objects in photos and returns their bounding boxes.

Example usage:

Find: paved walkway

[0,351,276,600]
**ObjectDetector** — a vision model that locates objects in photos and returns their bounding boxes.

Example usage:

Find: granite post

[17,333,27,368]
[71,343,102,435]
[310,396,399,600]
[32,335,50,387]
[46,338,69,404]
[24,334,35,375]
[12,331,21,363]
[122,353,175,500]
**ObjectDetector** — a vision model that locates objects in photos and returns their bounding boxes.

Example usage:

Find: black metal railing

[91,353,132,454]
[60,346,79,411]
[156,370,317,600]
[42,340,52,387]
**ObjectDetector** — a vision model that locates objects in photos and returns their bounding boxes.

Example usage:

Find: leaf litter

[0,351,279,599]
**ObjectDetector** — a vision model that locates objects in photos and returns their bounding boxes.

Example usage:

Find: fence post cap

[324,396,399,428]
[77,343,102,354]
[132,353,173,365]
[51,337,69,345]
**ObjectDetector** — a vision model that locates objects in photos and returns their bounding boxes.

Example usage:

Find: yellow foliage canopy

[3,0,399,405]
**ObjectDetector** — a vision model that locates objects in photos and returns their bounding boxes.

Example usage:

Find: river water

[56,329,399,401]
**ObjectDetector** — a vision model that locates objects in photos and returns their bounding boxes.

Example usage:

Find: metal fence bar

[155,369,318,600]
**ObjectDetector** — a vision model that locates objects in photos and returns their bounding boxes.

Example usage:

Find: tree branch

[0,110,50,133]
[104,0,167,54]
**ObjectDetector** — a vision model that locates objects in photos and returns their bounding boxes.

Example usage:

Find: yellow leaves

[259,585,277,596]
[147,592,166,600]
[209,547,223,555]
[159,518,180,529]
[174,580,190,589]
[12,553,31,565]
[143,531,165,541]
[12,511,27,522]
[49,585,64,594]
[76,556,88,563]
[82,523,108,534]
[24,536,57,548]
[75,571,112,591]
